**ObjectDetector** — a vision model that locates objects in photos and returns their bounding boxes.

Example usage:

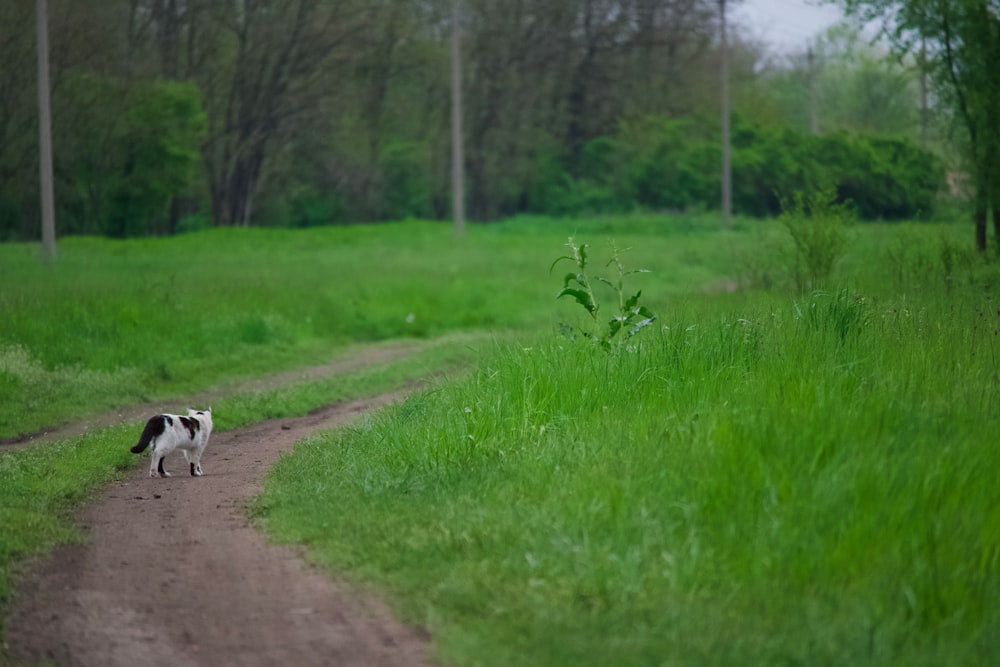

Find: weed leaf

[629,316,656,337]
[557,288,597,315]
[624,290,641,311]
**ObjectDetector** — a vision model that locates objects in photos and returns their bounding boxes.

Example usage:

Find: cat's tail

[131,415,169,454]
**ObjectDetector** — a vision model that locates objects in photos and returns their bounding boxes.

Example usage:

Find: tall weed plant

[781,189,854,292]
[552,237,656,349]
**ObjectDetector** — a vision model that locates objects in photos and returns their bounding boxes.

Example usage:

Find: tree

[0,1,38,240]
[105,80,206,237]
[458,0,723,220]
[814,25,921,137]
[835,0,1000,251]
[196,0,374,227]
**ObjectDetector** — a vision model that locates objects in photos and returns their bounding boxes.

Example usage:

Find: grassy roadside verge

[0,215,748,440]
[256,286,1000,666]
[0,333,483,639]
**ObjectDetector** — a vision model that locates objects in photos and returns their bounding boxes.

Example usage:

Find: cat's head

[188,407,212,426]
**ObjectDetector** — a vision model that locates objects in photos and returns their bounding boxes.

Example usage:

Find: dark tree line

[0,0,949,240]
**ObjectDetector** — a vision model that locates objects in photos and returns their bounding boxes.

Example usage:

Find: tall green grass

[258,258,1000,665]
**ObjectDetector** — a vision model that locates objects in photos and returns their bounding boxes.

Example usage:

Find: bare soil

[4,378,435,666]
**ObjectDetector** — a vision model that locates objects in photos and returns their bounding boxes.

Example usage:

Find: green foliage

[0,3,962,240]
[0,193,22,242]
[731,124,809,216]
[379,140,436,220]
[43,75,207,238]
[105,80,207,237]
[552,238,656,349]
[537,116,945,221]
[837,0,1000,250]
[621,116,721,212]
[781,189,855,292]
[818,134,944,219]
[749,24,924,139]
[730,123,944,219]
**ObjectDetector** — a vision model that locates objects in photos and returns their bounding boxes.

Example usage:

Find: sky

[731,0,847,53]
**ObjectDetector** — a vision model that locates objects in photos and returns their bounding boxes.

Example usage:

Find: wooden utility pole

[920,37,928,146]
[450,0,465,238]
[807,46,819,135]
[37,0,56,262]
[719,0,731,227]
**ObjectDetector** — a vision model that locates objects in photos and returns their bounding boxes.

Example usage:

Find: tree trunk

[216,146,264,227]
[974,190,987,252]
[992,199,999,253]
[167,197,181,234]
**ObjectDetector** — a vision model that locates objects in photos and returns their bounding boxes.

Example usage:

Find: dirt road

[4,392,433,667]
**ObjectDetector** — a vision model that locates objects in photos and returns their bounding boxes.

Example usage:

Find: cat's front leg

[189,447,204,477]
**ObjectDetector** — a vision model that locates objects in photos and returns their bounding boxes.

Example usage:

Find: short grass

[256,225,1000,665]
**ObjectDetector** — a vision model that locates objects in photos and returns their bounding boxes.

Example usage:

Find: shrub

[781,189,855,292]
[105,80,206,237]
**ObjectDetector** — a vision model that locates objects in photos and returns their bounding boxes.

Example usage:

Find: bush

[781,189,855,292]
[732,125,811,216]
[378,140,435,220]
[105,80,207,237]
[536,116,944,221]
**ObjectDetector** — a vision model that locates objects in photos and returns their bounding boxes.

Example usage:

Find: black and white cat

[130,408,213,478]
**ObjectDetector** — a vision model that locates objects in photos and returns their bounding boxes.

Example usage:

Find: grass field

[2,214,999,664]
[257,292,1000,666]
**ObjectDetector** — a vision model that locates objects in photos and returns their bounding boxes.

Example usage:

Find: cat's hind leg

[149,445,171,477]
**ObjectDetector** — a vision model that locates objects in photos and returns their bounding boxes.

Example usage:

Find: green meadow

[2,215,999,664]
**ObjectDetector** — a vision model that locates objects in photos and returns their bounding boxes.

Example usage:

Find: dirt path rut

[5,393,432,667]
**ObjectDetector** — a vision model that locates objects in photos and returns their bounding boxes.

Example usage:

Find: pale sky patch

[732,0,846,52]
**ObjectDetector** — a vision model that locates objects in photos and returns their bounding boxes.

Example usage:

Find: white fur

[133,408,213,478]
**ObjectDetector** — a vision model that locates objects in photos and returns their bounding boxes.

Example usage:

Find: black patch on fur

[190,462,197,476]
[179,416,200,440]
[157,457,167,475]
[131,415,167,454]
